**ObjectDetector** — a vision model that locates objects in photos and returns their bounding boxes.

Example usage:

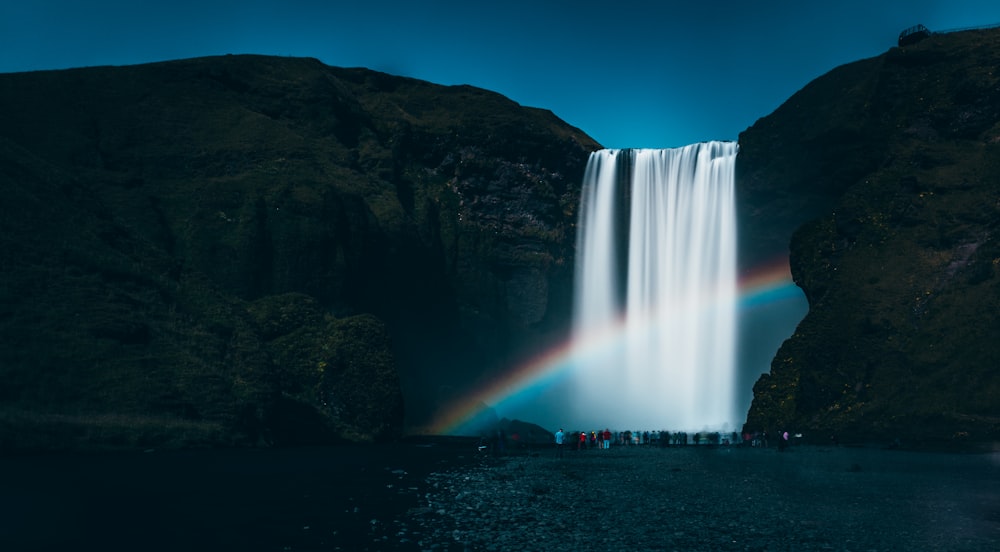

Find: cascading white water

[571,142,738,431]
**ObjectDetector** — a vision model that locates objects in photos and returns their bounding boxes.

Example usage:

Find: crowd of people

[480,426,794,457]
[555,428,750,450]
[552,428,795,454]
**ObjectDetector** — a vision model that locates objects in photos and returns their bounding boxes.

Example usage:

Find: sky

[3,1,1000,149]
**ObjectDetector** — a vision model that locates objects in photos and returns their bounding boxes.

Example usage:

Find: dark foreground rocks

[0,440,478,551]
[411,444,999,551]
[2,442,997,551]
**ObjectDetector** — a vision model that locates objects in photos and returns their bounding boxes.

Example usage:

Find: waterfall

[571,142,739,431]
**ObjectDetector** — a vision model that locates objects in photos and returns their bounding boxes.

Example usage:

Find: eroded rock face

[9,32,995,450]
[740,29,1000,446]
[0,55,599,449]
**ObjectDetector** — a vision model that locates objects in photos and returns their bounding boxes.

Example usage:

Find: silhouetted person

[555,428,565,458]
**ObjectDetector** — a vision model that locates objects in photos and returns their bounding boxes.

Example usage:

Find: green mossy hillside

[739,28,1000,447]
[0,55,599,450]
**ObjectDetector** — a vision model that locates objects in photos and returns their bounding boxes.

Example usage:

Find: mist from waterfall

[571,142,739,431]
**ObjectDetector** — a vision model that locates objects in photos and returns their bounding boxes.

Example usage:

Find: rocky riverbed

[394,444,999,552]
[2,441,997,551]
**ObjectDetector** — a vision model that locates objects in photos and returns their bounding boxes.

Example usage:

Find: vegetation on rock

[740,28,1000,447]
[3,29,996,451]
[0,55,599,450]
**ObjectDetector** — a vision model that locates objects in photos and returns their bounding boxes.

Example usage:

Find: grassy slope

[743,29,1000,446]
[0,55,599,450]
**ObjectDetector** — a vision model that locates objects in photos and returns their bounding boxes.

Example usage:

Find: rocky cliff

[739,28,1000,447]
[0,55,599,449]
[3,29,998,451]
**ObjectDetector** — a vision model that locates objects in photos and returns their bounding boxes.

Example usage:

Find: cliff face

[5,30,996,450]
[0,55,599,449]
[739,29,1000,446]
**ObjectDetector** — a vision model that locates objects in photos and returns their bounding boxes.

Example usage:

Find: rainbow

[738,256,804,309]
[426,257,803,435]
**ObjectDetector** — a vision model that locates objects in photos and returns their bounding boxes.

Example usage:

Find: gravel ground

[395,444,1000,552]
[0,442,478,552]
[2,441,996,551]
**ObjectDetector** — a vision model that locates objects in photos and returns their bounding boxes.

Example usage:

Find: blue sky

[3,1,1000,148]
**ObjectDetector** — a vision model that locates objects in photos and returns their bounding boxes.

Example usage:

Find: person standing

[555,428,565,458]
